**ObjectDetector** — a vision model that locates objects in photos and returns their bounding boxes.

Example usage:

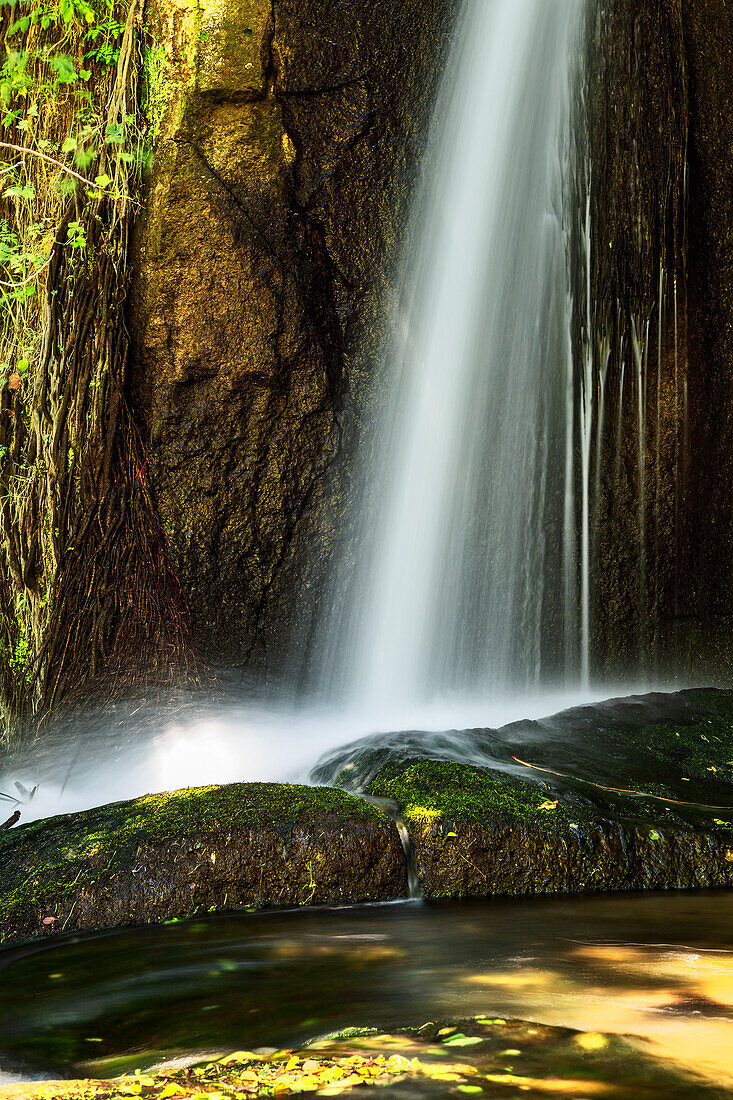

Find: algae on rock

[0,781,408,945]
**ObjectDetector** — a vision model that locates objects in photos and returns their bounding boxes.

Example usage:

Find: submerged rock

[2,1016,718,1099]
[0,784,407,946]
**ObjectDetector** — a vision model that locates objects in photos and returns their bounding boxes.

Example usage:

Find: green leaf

[74,145,95,169]
[49,54,78,84]
[3,184,34,201]
[7,15,30,34]
[443,1036,484,1047]
[105,121,124,144]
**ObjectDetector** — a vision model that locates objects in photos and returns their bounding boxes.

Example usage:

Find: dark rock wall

[582,0,733,681]
[680,0,733,675]
[580,0,688,680]
[131,0,457,675]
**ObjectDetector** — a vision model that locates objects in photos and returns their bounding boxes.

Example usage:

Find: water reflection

[0,892,732,1088]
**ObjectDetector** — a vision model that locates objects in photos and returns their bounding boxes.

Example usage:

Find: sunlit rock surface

[0,784,407,946]
[130,0,456,673]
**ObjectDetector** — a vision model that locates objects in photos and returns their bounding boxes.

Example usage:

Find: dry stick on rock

[1,810,20,830]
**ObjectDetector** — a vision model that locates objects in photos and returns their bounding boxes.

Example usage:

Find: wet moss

[358,707,733,899]
[142,42,174,149]
[367,760,572,829]
[0,784,395,943]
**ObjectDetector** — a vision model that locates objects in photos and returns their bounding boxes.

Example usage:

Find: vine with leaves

[0,0,197,738]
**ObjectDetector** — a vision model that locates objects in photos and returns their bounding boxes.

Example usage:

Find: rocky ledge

[0,783,406,946]
[321,687,733,899]
[367,759,733,899]
[4,690,733,946]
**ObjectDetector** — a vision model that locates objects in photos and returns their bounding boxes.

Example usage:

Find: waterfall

[311,0,586,720]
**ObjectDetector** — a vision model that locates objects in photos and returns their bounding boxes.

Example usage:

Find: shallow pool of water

[1,891,732,1090]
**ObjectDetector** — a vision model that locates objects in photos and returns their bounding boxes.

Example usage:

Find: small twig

[1,810,20,830]
[0,250,54,288]
[513,756,733,812]
[62,898,77,931]
[0,140,95,188]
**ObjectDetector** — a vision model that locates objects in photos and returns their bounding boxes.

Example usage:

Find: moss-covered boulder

[319,690,733,899]
[368,759,733,899]
[0,783,407,946]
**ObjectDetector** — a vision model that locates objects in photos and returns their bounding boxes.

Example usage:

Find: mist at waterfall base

[0,682,653,825]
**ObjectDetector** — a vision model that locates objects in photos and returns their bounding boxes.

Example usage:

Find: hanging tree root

[0,0,201,736]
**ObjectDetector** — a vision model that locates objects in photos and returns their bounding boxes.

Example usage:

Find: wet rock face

[128,0,733,685]
[369,758,733,900]
[585,0,733,681]
[680,0,733,671]
[130,0,455,673]
[407,816,733,900]
[0,783,408,946]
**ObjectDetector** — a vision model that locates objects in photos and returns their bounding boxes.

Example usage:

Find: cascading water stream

[314,0,586,719]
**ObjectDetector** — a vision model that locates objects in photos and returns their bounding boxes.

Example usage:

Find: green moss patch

[367,760,571,829]
[0,783,387,942]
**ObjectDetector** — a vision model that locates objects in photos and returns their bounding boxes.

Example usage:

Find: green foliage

[0,0,142,331]
[0,0,193,733]
[0,0,147,726]
[0,635,30,683]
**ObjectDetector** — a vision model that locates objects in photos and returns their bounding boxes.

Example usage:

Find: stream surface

[1,891,733,1092]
